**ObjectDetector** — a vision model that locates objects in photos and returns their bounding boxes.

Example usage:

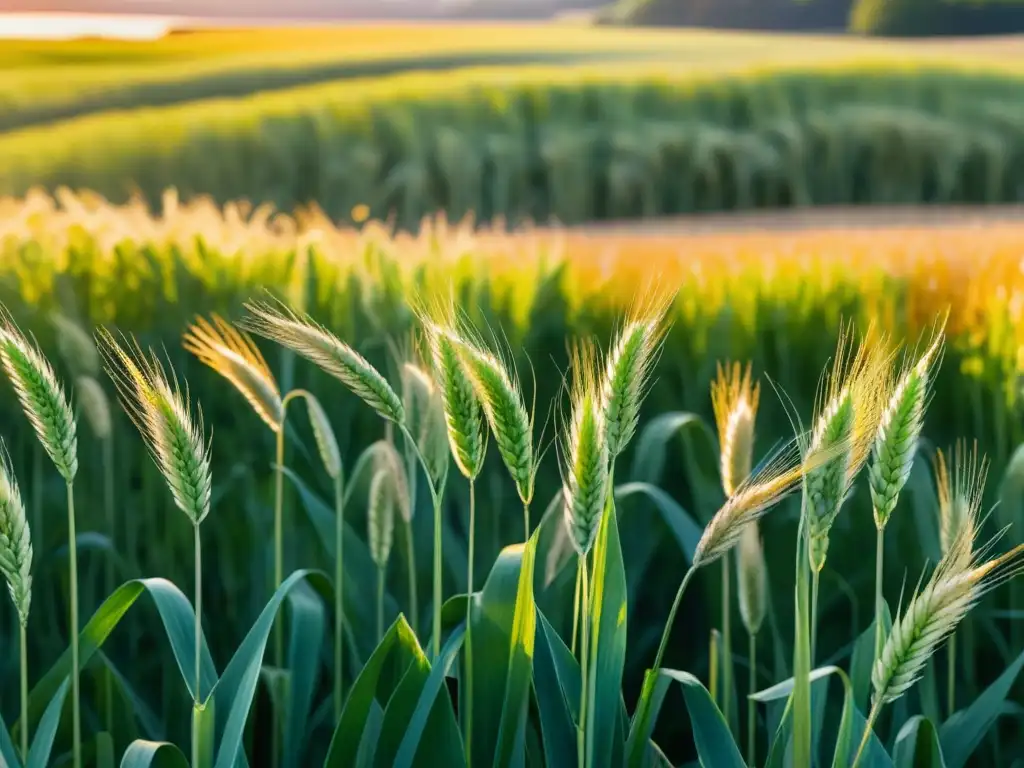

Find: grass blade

[939,647,1024,768]
[661,669,745,768]
[284,580,326,768]
[587,492,628,768]
[893,717,947,768]
[25,678,70,768]
[533,610,580,768]
[120,740,190,768]
[0,712,18,768]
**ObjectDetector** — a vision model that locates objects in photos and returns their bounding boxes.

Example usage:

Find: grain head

[869,323,944,529]
[99,330,212,526]
[302,392,342,481]
[0,446,32,627]
[602,292,673,459]
[424,322,485,481]
[934,440,987,572]
[371,439,412,524]
[560,340,610,557]
[804,323,893,572]
[368,469,396,569]
[75,375,112,441]
[183,314,284,433]
[401,360,450,488]
[50,312,100,377]
[736,524,766,636]
[242,301,404,425]
[0,311,78,483]
[711,361,760,497]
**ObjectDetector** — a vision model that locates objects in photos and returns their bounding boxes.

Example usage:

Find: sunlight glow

[0,13,178,40]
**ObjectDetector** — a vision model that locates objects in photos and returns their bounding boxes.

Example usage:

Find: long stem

[523,501,530,543]
[465,479,476,767]
[400,426,443,658]
[810,568,820,665]
[405,520,418,636]
[19,622,28,761]
[722,554,732,727]
[103,434,115,732]
[334,471,345,721]
[947,633,957,719]
[851,699,883,768]
[273,424,285,670]
[67,481,81,768]
[651,566,697,677]
[747,632,757,767]
[377,565,386,642]
[192,522,202,768]
[571,558,582,656]
[792,510,812,768]
[874,525,885,665]
[578,561,591,768]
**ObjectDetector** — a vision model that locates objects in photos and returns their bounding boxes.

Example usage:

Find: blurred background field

[4,5,1024,765]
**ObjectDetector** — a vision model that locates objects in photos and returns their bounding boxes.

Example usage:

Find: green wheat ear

[561,340,609,557]
[425,322,485,482]
[736,524,766,636]
[0,445,32,627]
[401,360,451,489]
[242,300,404,425]
[0,311,78,483]
[302,393,342,481]
[368,469,396,569]
[869,326,943,530]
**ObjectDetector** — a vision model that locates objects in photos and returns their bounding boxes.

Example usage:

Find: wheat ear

[50,312,100,377]
[242,301,404,425]
[711,361,760,498]
[75,375,113,440]
[301,392,342,480]
[804,323,892,572]
[561,341,610,558]
[183,313,284,432]
[736,525,766,636]
[602,293,673,459]
[869,326,943,529]
[935,440,987,569]
[425,323,485,481]
[0,313,78,482]
[99,330,212,525]
[402,361,451,488]
[0,445,32,627]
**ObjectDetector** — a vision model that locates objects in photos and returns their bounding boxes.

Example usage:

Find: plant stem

[747,632,757,768]
[192,522,202,768]
[810,568,820,665]
[873,525,885,664]
[334,471,345,721]
[948,633,957,719]
[652,566,697,680]
[792,510,812,768]
[571,558,582,656]
[465,479,476,767]
[67,481,81,768]
[377,564,386,642]
[709,630,719,703]
[19,622,28,762]
[578,560,591,768]
[722,554,732,728]
[400,425,443,658]
[523,501,530,543]
[103,434,115,732]
[273,423,285,671]
[405,520,418,636]
[851,700,883,768]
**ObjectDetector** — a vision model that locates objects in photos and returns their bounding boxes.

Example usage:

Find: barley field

[1,190,1024,766]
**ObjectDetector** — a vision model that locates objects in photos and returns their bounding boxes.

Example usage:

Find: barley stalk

[602,294,673,459]
[242,301,404,424]
[183,313,284,432]
[0,445,32,628]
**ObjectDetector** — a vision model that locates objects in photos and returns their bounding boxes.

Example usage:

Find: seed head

[805,323,892,572]
[183,314,284,432]
[736,524,766,636]
[76,375,112,440]
[0,447,32,627]
[711,361,760,497]
[450,329,534,505]
[50,312,100,377]
[561,341,610,557]
[602,293,673,458]
[0,312,78,483]
[425,323,485,481]
[869,326,943,529]
[242,301,404,425]
[301,392,342,481]
[371,439,411,524]
[934,440,987,572]
[100,330,212,526]
[872,537,1024,707]
[368,469,396,569]
[401,361,450,488]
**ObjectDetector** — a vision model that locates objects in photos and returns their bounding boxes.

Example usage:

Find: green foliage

[850,0,1024,36]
